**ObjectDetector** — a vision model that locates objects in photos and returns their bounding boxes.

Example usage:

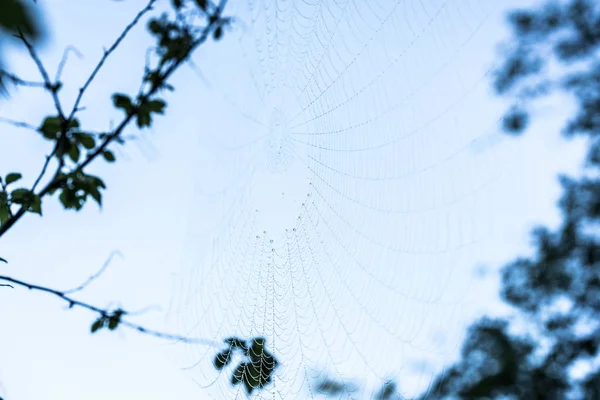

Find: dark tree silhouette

[0,0,46,93]
[422,0,600,398]
[318,0,600,398]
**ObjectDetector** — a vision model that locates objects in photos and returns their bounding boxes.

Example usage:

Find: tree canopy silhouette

[316,0,600,398]
[423,0,600,398]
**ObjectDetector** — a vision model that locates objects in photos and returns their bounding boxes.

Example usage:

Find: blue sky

[0,0,589,398]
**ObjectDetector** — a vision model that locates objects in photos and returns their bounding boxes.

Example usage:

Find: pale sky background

[0,0,589,399]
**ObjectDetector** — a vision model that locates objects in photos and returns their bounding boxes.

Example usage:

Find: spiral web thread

[173,0,519,398]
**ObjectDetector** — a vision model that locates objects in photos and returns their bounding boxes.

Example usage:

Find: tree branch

[0,70,45,88]
[0,275,220,346]
[0,0,229,239]
[68,0,157,120]
[55,46,83,82]
[0,116,38,131]
[63,250,122,294]
[17,31,65,118]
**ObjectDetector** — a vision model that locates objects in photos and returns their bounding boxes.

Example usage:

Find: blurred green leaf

[10,188,33,204]
[107,317,119,330]
[243,362,261,394]
[146,99,166,114]
[136,110,151,128]
[91,317,105,333]
[29,194,42,215]
[213,26,223,40]
[38,116,62,140]
[102,150,116,163]
[73,133,95,150]
[5,173,22,185]
[214,349,232,370]
[194,0,208,11]
[0,196,9,225]
[67,142,80,163]
[231,363,245,385]
[0,0,42,39]
[112,93,134,113]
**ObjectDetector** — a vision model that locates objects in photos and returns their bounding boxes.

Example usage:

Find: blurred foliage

[319,0,600,398]
[213,337,279,395]
[0,0,45,92]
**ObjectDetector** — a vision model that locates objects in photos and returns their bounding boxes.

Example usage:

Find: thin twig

[64,250,123,294]
[30,154,54,192]
[0,70,45,88]
[55,46,83,82]
[0,1,228,239]
[0,275,220,346]
[0,116,38,132]
[126,304,162,317]
[68,0,158,121]
[0,284,13,288]
[17,31,65,118]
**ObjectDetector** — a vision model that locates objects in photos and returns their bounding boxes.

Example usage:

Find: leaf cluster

[0,0,230,237]
[213,336,279,395]
[90,309,126,333]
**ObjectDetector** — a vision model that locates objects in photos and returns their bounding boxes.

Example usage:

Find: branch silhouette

[0,0,228,239]
[0,274,220,347]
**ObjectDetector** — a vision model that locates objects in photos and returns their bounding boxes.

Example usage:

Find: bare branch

[64,250,123,294]
[17,30,65,118]
[0,116,38,132]
[55,46,83,82]
[0,275,220,346]
[0,70,45,88]
[68,0,158,120]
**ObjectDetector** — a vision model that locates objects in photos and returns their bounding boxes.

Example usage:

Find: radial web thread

[172,0,520,398]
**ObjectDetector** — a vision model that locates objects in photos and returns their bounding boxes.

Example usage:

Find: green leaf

[39,116,62,140]
[91,317,105,333]
[108,309,124,330]
[146,99,166,114]
[102,150,116,163]
[73,133,96,150]
[68,118,80,130]
[194,0,208,10]
[0,0,42,40]
[0,197,9,225]
[5,173,22,185]
[148,19,161,34]
[136,110,151,128]
[59,188,77,210]
[107,317,119,330]
[112,93,133,113]
[10,188,33,205]
[213,26,223,40]
[214,349,232,370]
[29,194,42,215]
[225,337,248,350]
[231,363,246,385]
[88,186,102,206]
[67,142,80,163]
[243,362,261,394]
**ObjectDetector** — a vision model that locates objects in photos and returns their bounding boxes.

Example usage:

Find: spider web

[171,0,520,398]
